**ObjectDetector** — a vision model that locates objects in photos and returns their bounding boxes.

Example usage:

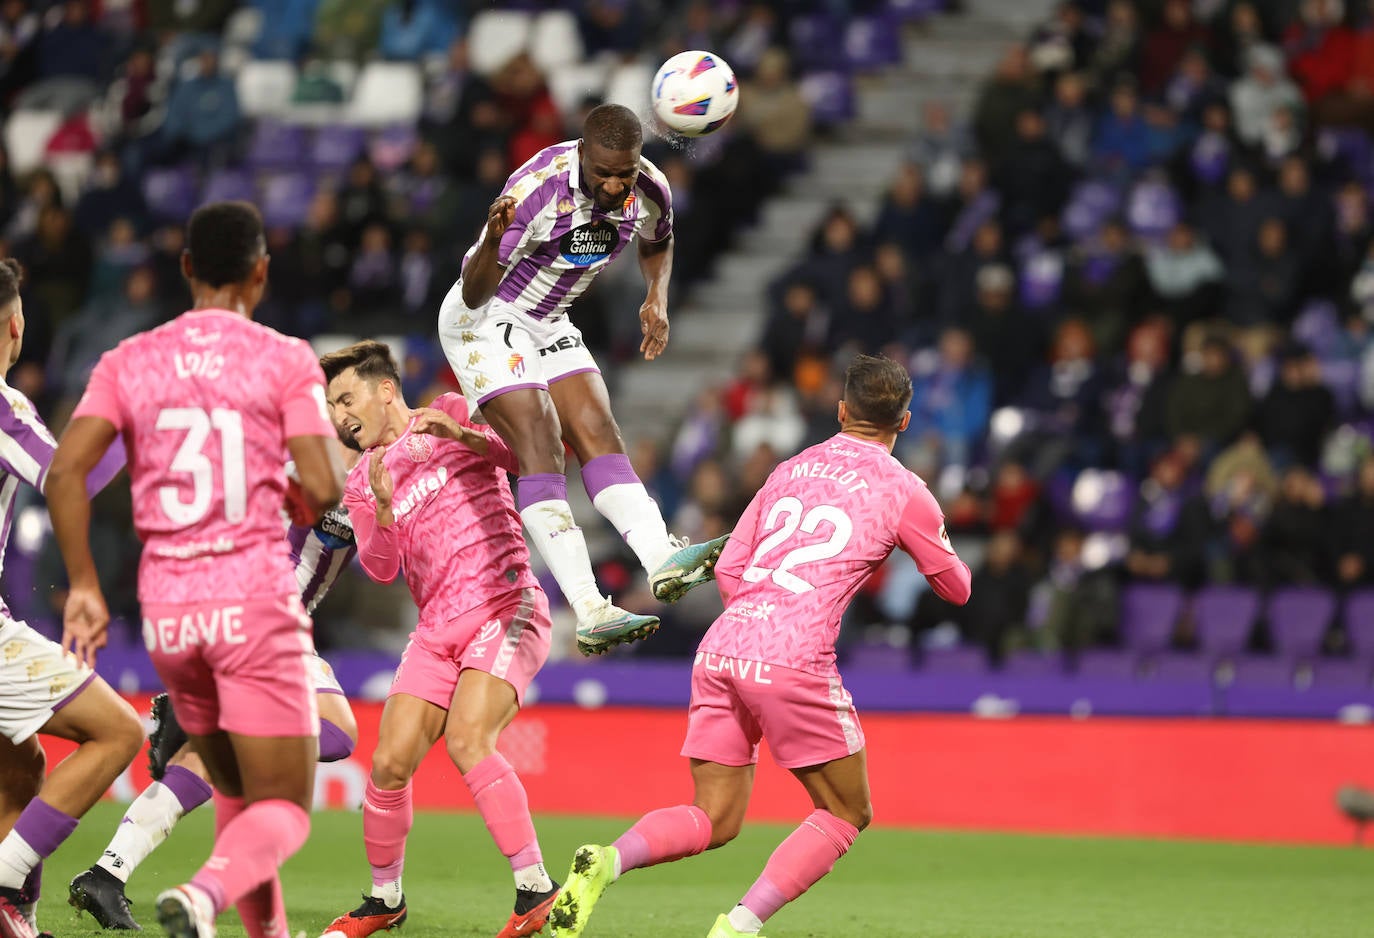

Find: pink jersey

[343,392,538,631]
[703,432,964,676]
[72,309,335,604]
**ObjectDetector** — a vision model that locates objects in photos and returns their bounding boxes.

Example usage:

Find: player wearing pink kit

[47,202,345,938]
[318,341,558,938]
[549,355,973,938]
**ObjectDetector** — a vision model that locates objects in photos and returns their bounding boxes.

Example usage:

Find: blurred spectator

[995,107,1073,236]
[1166,334,1253,451]
[578,0,646,57]
[292,58,345,105]
[966,262,1043,405]
[1028,1,1096,78]
[87,216,149,303]
[51,265,160,397]
[1212,1,1268,80]
[760,278,829,383]
[38,0,107,81]
[973,43,1040,161]
[1260,464,1333,584]
[735,48,811,179]
[1204,432,1277,582]
[380,0,460,61]
[1064,218,1147,355]
[147,0,234,34]
[962,531,1034,661]
[1125,448,1210,587]
[909,101,973,197]
[156,49,240,166]
[904,327,993,470]
[1144,221,1224,327]
[313,0,387,60]
[1021,317,1107,464]
[1229,44,1304,144]
[1165,46,1228,125]
[0,0,40,100]
[1036,526,1119,652]
[338,156,388,245]
[1140,0,1210,95]
[251,0,317,61]
[1045,70,1095,169]
[1283,0,1356,104]
[101,47,159,143]
[830,265,899,356]
[347,222,396,317]
[1225,217,1302,325]
[1334,455,1374,587]
[731,382,804,464]
[397,227,440,318]
[1093,79,1154,175]
[942,159,1001,255]
[17,204,92,336]
[1090,0,1143,89]
[74,150,146,238]
[1256,343,1336,466]
[1106,317,1175,471]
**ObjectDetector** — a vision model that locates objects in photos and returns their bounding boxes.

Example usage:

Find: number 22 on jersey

[156,406,246,525]
[742,495,853,594]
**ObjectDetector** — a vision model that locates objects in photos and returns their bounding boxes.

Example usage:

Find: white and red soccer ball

[650,50,739,138]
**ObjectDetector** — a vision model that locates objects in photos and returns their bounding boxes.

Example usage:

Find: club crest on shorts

[405,433,433,463]
[508,353,526,377]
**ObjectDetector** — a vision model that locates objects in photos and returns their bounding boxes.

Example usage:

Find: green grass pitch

[38,803,1374,938]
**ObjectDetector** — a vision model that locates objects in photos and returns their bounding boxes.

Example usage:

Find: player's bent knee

[839,801,873,832]
[370,750,416,789]
[106,696,145,762]
[443,729,496,773]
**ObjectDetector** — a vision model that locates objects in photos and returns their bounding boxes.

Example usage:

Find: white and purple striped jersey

[287,504,356,615]
[462,140,673,321]
[0,377,123,619]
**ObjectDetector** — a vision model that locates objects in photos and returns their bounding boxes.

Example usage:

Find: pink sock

[189,799,310,916]
[462,754,542,870]
[740,810,859,924]
[234,876,286,938]
[612,805,711,874]
[363,780,412,886]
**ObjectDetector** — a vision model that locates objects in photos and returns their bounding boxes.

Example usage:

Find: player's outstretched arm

[461,195,515,308]
[47,415,120,666]
[286,432,344,526]
[896,485,972,606]
[637,234,673,361]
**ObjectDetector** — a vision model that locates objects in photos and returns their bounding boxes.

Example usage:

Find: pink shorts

[681,653,866,770]
[389,587,551,709]
[142,594,318,738]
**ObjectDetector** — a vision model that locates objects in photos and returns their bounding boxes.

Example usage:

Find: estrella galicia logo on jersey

[315,506,355,549]
[508,353,526,377]
[404,433,433,463]
[560,219,617,266]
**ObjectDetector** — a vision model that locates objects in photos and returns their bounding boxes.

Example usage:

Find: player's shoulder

[0,377,37,421]
[635,155,671,204]
[505,141,577,202]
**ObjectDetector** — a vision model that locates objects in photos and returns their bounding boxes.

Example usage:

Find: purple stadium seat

[1267,587,1336,659]
[142,166,198,221]
[368,125,419,172]
[842,642,910,672]
[1143,652,1215,684]
[1344,588,1374,656]
[919,645,988,675]
[1000,650,1063,678]
[845,14,903,70]
[1120,582,1184,652]
[1223,656,1294,688]
[1074,649,1138,680]
[200,168,255,206]
[259,172,316,228]
[1193,585,1261,657]
[311,124,367,173]
[800,71,855,126]
[1310,658,1371,688]
[246,120,309,171]
[1292,301,1343,359]
[1318,126,1373,178]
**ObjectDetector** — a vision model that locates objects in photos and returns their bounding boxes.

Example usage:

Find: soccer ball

[650,50,739,138]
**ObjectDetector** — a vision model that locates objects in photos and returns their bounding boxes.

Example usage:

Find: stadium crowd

[5,0,1374,670]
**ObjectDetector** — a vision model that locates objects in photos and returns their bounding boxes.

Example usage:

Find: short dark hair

[185,201,265,287]
[0,259,23,313]
[319,339,402,388]
[843,354,913,429]
[583,103,643,152]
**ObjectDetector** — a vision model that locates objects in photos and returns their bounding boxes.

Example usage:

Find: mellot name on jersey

[788,460,870,494]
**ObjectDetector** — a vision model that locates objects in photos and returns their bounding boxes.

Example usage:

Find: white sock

[96,781,186,883]
[727,904,764,934]
[370,878,403,908]
[519,499,604,618]
[0,830,39,889]
[513,862,553,893]
[591,482,675,573]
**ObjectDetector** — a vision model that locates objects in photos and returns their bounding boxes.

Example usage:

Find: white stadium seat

[223,7,264,49]
[529,10,584,74]
[345,62,422,127]
[235,60,297,118]
[547,61,609,119]
[4,110,63,175]
[602,61,653,123]
[467,9,533,76]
